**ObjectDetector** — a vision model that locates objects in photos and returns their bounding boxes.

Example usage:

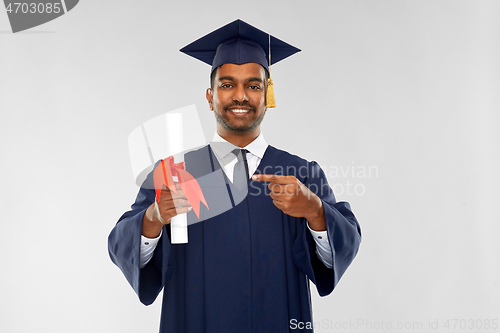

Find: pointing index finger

[252,174,289,183]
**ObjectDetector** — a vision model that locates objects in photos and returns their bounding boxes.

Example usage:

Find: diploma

[153,156,209,244]
[167,114,187,244]
[128,105,208,244]
[170,177,188,244]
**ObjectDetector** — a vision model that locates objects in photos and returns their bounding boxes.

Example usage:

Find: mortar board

[180,19,301,107]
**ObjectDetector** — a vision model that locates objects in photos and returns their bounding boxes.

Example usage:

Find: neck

[217,126,260,148]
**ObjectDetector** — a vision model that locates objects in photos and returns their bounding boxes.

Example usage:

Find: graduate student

[108,19,361,333]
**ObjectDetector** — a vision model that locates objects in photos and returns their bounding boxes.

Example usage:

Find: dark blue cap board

[180,19,301,74]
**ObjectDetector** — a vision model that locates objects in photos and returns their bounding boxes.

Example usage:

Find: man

[108,19,361,333]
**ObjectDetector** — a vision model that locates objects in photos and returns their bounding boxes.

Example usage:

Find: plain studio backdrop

[1,1,499,332]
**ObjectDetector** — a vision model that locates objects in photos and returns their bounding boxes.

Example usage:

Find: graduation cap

[180,19,301,108]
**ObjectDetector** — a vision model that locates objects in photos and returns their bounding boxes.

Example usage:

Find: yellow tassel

[266,78,276,108]
[266,34,276,108]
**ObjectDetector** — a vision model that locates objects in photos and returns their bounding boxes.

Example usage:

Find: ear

[206,88,214,111]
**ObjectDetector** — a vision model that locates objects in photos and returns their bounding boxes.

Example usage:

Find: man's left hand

[252,174,326,231]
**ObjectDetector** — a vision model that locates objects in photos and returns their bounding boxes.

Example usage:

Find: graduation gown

[108,145,361,333]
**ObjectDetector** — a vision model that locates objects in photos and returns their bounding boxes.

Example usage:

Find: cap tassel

[265,34,276,108]
[266,78,276,108]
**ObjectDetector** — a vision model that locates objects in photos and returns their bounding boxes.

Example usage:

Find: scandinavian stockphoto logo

[3,0,79,33]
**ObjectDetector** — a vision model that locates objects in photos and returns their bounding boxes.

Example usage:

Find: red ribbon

[153,156,209,218]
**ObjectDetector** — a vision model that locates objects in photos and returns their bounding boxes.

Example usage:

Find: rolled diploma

[167,114,188,244]
[170,177,188,244]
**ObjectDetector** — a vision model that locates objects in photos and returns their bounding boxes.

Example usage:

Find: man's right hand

[142,183,192,238]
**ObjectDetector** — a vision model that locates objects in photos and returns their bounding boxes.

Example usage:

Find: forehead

[215,63,266,81]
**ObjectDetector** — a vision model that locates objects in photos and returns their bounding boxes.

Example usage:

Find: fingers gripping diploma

[143,183,192,238]
[143,156,208,239]
[155,183,193,224]
[252,174,326,231]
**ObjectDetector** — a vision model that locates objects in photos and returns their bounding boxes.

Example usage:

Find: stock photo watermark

[3,0,79,33]
[327,162,378,197]
[250,162,379,198]
[290,318,499,331]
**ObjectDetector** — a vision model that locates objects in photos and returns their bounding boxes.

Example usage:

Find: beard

[213,102,266,133]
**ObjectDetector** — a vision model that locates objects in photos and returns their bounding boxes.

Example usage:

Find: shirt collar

[210,132,268,160]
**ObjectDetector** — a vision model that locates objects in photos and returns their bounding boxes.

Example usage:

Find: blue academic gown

[108,145,361,333]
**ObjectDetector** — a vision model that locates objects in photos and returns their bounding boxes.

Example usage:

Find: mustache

[223,102,256,112]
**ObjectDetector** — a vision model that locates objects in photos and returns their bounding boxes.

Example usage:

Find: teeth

[231,109,250,113]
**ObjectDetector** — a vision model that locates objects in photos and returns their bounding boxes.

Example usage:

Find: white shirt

[140,133,333,269]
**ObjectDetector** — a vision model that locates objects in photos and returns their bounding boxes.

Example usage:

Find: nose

[232,85,248,103]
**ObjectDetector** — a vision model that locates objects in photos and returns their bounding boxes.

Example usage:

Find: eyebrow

[218,76,263,83]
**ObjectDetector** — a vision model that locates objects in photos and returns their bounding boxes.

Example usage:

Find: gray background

[1,1,499,332]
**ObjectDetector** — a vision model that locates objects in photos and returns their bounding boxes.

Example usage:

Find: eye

[220,83,232,89]
[248,85,262,90]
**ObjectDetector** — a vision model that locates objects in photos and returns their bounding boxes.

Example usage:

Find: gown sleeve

[292,161,362,296]
[107,167,173,305]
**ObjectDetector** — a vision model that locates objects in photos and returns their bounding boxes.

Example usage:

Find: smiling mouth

[229,108,251,114]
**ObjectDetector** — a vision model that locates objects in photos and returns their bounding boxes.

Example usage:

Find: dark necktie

[232,148,249,189]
